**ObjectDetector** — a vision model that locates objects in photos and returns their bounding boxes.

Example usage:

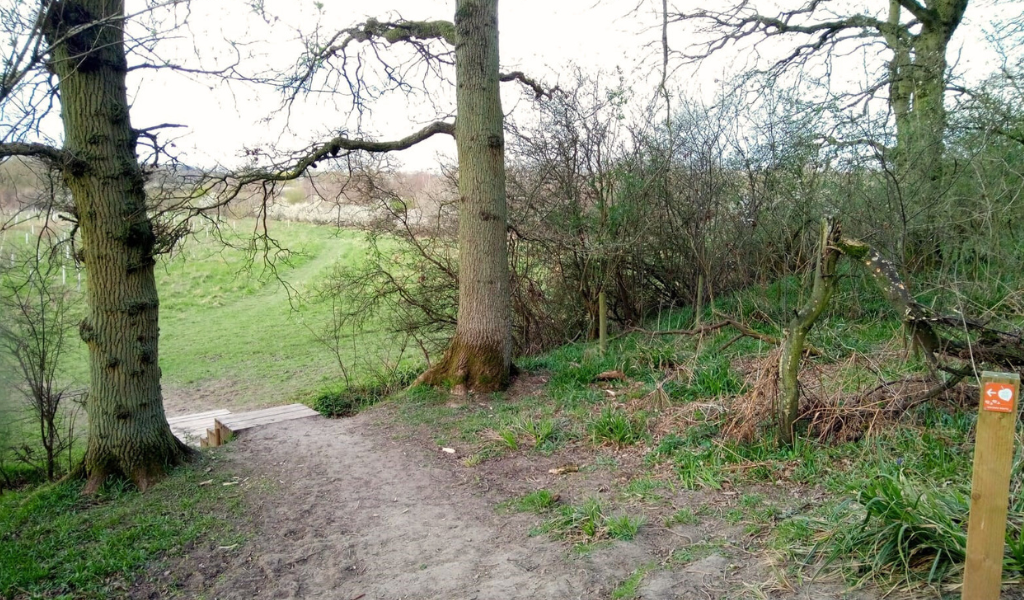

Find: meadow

[1,217,400,418]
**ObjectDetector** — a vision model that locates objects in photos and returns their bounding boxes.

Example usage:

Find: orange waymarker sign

[983,382,1016,413]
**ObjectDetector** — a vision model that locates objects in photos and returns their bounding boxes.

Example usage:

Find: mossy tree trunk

[417,0,512,393]
[887,0,966,268]
[43,0,192,492]
[778,219,841,446]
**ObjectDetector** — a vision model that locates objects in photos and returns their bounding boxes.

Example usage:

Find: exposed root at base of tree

[73,437,196,494]
[414,333,512,394]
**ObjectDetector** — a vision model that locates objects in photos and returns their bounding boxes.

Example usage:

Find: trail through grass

[151,222,370,409]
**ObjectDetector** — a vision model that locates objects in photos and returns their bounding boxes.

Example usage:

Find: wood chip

[548,464,579,475]
[442,447,456,454]
[198,479,214,486]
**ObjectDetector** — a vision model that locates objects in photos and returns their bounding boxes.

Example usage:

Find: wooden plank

[219,409,318,432]
[167,409,230,424]
[963,371,1020,600]
[168,416,230,429]
[219,405,318,424]
[219,404,313,422]
[218,405,318,431]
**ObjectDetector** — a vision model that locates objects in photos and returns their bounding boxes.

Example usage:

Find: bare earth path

[150,412,874,600]
[192,414,615,599]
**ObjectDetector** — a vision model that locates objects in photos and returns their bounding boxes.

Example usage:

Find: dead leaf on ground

[595,370,628,382]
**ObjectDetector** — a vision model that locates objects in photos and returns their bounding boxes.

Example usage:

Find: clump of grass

[623,477,662,500]
[814,472,1024,585]
[533,497,645,545]
[606,513,646,540]
[611,565,651,599]
[313,367,420,417]
[686,357,746,399]
[588,407,648,446]
[665,507,698,527]
[508,489,560,513]
[675,449,726,490]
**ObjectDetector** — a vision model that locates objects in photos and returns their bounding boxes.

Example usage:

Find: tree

[227,0,547,393]
[673,0,973,266]
[413,0,511,392]
[0,236,83,481]
[0,0,192,492]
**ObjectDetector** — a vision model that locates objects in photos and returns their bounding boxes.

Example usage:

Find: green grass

[665,507,698,527]
[506,489,560,513]
[0,456,249,598]
[531,497,645,548]
[152,222,390,407]
[611,565,651,599]
[2,218,414,413]
[587,407,648,446]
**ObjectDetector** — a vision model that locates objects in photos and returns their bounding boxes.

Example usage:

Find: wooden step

[211,404,320,447]
[170,404,320,448]
[168,409,232,446]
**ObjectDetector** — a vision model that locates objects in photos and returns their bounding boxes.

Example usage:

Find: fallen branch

[631,319,821,356]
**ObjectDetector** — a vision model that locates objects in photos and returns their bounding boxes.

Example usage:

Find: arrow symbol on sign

[987,388,997,397]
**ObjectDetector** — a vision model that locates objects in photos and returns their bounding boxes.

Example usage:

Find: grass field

[150,220,383,411]
[2,217,404,417]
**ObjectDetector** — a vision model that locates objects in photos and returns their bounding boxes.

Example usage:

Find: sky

[125,0,664,171]
[54,0,1024,172]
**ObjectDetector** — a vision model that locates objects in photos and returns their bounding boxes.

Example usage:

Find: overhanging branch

[499,71,557,100]
[202,120,455,210]
[0,142,67,165]
[283,17,457,99]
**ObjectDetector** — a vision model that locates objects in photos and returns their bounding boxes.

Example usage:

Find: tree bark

[417,0,512,393]
[778,219,841,446]
[43,0,192,492]
[892,0,966,268]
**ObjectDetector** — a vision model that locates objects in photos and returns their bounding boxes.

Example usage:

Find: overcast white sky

[119,0,1015,172]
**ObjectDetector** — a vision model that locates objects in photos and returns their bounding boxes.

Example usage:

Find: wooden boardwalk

[167,404,320,447]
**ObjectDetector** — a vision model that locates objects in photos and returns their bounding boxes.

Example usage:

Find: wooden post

[206,426,221,448]
[963,371,1020,600]
[598,290,607,356]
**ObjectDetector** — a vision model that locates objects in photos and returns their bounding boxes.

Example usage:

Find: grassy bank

[382,271,1024,591]
[0,454,249,599]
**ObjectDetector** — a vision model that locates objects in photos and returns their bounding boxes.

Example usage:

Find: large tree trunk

[44,0,192,492]
[890,0,965,269]
[417,0,512,393]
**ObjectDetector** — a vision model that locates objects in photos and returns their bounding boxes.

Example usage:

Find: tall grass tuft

[818,472,1024,584]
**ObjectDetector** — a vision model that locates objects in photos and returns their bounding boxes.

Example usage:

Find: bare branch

[195,121,455,213]
[280,17,456,102]
[0,142,66,165]
[499,71,557,99]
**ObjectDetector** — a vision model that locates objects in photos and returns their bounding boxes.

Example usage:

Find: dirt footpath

[151,412,874,600]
